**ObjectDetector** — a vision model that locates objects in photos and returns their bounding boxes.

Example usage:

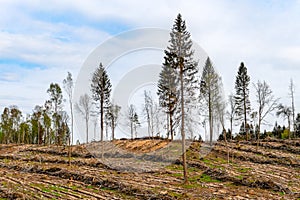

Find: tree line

[1,14,300,146]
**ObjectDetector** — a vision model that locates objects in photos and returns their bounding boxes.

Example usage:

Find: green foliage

[157,55,177,140]
[91,63,112,142]
[281,129,290,139]
[199,174,220,183]
[200,57,223,145]
[234,62,251,137]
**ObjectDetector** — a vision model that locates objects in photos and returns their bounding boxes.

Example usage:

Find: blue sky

[1,0,300,140]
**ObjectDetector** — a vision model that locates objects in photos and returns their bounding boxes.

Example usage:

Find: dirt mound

[113,139,170,153]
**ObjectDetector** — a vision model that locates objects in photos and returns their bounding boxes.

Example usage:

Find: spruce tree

[159,13,199,183]
[91,63,112,142]
[234,62,251,140]
[200,57,222,146]
[157,52,178,140]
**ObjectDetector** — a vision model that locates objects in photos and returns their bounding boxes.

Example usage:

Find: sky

[1,0,300,141]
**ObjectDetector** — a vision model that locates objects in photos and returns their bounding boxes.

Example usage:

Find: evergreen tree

[295,113,300,137]
[234,62,251,140]
[157,54,178,140]
[47,83,63,145]
[91,63,112,142]
[161,13,199,183]
[200,57,222,146]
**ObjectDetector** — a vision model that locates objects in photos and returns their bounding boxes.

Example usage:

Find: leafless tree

[143,90,155,138]
[106,103,121,140]
[63,72,74,145]
[227,94,236,140]
[215,93,229,163]
[75,93,92,144]
[289,79,296,137]
[127,104,140,139]
[253,80,279,142]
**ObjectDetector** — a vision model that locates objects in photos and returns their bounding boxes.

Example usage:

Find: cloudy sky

[1,0,300,138]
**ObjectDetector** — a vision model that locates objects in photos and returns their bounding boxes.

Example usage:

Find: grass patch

[188,167,198,172]
[235,175,243,180]
[202,158,211,164]
[49,185,68,192]
[166,164,183,171]
[70,185,78,190]
[41,187,52,193]
[171,173,183,177]
[86,185,94,189]
[200,174,220,183]
[168,191,183,198]
[237,167,251,173]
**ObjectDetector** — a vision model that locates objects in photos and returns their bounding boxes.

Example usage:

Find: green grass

[168,191,183,198]
[49,185,68,192]
[70,185,78,190]
[86,185,94,189]
[235,175,243,180]
[171,173,183,177]
[166,164,183,171]
[237,167,251,173]
[199,174,220,183]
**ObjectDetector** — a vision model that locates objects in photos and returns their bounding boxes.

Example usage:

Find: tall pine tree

[200,57,222,146]
[234,62,251,140]
[157,52,178,140]
[91,63,112,142]
[159,13,199,183]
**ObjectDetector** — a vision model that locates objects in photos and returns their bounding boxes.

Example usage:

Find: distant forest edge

[1,13,300,146]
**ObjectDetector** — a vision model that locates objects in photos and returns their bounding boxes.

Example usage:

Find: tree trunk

[257,118,261,151]
[112,118,115,141]
[170,111,174,141]
[209,93,213,146]
[288,117,291,139]
[230,119,233,140]
[70,100,73,145]
[180,60,188,184]
[100,99,104,142]
[86,118,89,144]
[131,121,133,139]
